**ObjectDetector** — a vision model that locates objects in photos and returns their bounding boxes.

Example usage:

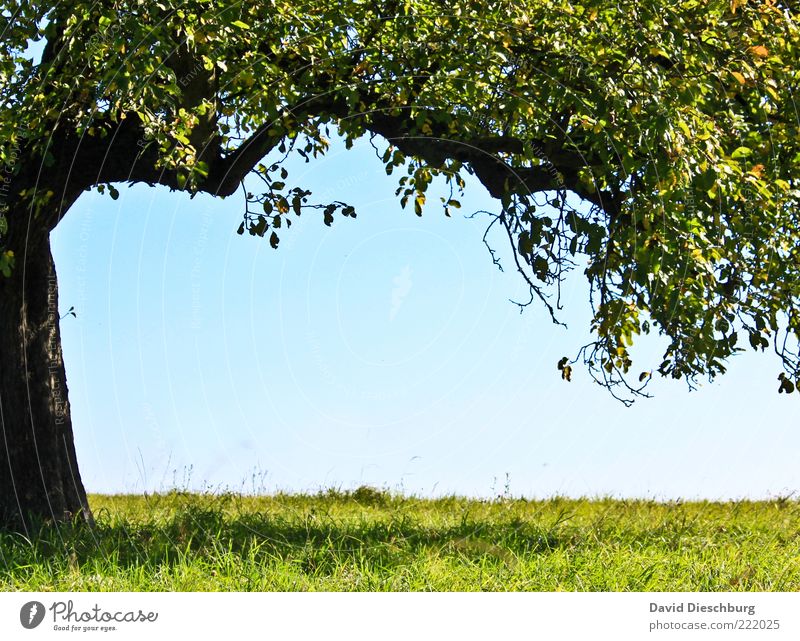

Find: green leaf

[252,217,267,237]
[323,204,336,226]
[0,250,14,278]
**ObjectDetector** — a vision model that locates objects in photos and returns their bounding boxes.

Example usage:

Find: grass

[1,488,799,591]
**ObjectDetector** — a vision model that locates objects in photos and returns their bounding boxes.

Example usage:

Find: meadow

[2,489,798,591]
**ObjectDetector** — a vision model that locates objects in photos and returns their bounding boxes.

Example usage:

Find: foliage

[1,491,799,591]
[1,1,799,398]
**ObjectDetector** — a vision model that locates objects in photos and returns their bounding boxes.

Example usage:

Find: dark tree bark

[0,213,90,533]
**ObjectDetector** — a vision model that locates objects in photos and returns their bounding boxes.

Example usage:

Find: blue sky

[51,137,800,500]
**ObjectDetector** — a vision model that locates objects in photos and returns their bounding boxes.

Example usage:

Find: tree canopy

[2,0,799,401]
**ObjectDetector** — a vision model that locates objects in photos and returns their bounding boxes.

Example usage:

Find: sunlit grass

[2,489,798,591]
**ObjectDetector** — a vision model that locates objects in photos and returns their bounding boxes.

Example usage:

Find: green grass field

[2,489,798,591]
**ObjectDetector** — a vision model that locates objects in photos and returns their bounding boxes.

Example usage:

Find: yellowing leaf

[765,85,780,101]
[749,45,768,58]
[731,146,752,159]
[730,70,746,85]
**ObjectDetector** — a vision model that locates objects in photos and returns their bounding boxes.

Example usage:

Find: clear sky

[50,136,800,500]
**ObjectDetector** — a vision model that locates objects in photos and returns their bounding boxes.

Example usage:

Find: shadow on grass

[0,491,564,579]
[2,491,798,590]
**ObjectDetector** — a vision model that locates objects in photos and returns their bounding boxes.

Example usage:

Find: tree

[1,0,798,530]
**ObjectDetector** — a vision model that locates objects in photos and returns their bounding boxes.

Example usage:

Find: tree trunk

[0,219,90,532]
